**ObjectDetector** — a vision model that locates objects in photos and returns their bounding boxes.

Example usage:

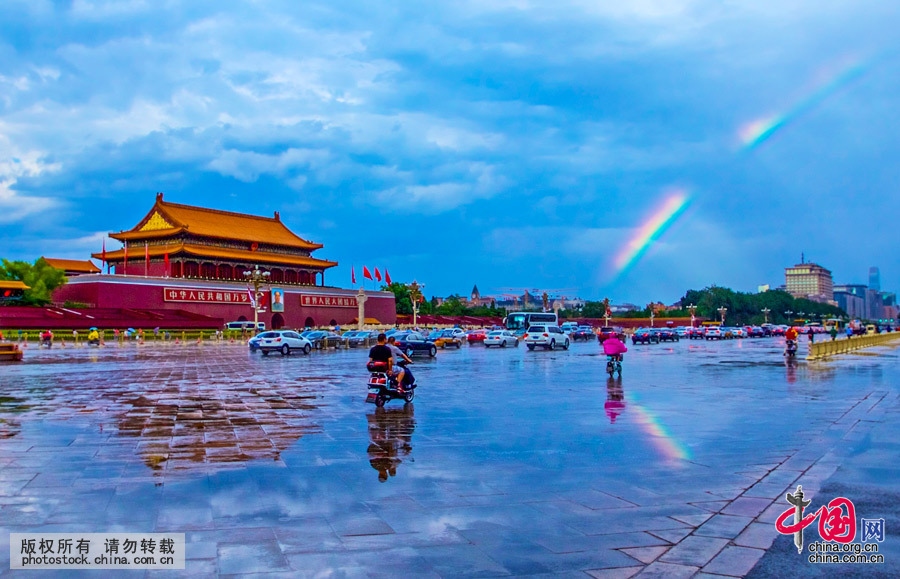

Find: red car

[466,329,487,344]
[597,326,625,343]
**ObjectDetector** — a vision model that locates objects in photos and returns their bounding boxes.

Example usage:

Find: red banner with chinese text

[163,288,251,304]
[299,294,357,308]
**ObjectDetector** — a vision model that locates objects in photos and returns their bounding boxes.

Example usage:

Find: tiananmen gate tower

[40,194,396,330]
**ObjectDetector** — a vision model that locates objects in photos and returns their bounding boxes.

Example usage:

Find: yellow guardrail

[807,332,900,360]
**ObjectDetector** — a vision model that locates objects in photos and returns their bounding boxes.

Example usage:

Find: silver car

[484,330,519,348]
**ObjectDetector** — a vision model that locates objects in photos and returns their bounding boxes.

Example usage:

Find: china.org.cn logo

[776,485,855,553]
[775,485,885,565]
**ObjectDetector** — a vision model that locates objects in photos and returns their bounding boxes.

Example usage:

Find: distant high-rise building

[868,267,881,291]
[785,262,834,304]
[835,291,866,319]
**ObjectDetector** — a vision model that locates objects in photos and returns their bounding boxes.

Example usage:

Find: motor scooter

[606,355,622,376]
[366,360,416,407]
[784,339,798,357]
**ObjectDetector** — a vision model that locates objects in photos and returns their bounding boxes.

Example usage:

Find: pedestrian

[845,326,853,340]
[808,329,814,343]
[829,326,838,341]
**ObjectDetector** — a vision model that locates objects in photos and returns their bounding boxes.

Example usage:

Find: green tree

[381,282,413,315]
[0,258,67,306]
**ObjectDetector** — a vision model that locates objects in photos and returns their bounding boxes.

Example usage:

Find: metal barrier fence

[807,332,900,360]
[0,329,381,349]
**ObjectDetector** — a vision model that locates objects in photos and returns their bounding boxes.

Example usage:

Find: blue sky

[1,0,898,303]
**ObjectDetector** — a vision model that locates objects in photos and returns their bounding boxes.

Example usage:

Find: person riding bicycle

[602,333,627,361]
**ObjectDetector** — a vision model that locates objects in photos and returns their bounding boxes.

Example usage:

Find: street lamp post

[686,303,697,328]
[648,303,656,328]
[243,266,270,333]
[785,310,793,324]
[603,297,611,327]
[408,280,425,327]
[717,306,727,324]
[761,307,770,324]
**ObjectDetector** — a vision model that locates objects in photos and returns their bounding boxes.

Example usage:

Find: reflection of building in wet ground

[605,377,626,424]
[367,406,416,482]
[116,385,322,475]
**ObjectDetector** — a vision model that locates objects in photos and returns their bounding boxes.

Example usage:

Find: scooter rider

[784,326,799,355]
[386,336,413,393]
[368,333,394,373]
[602,333,628,362]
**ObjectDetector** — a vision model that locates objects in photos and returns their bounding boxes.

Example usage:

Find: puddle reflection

[605,376,626,424]
[367,405,416,483]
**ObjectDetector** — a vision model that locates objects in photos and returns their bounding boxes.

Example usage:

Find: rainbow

[630,403,692,463]
[612,190,691,276]
[739,58,870,150]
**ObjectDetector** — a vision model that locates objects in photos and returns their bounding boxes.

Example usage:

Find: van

[226,321,266,331]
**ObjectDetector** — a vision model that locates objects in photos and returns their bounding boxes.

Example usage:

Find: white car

[560,322,578,334]
[258,330,313,356]
[440,328,467,342]
[675,327,691,338]
[524,325,570,350]
[484,330,519,348]
[731,327,746,338]
[705,327,723,340]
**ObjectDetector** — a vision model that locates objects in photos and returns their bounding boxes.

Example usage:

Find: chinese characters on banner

[163,288,249,304]
[162,288,358,308]
[299,294,356,308]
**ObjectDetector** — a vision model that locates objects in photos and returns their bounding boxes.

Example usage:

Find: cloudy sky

[1,0,898,303]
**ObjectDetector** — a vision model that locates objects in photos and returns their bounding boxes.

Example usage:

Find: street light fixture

[686,303,697,328]
[761,307,770,324]
[243,266,271,333]
[408,280,425,327]
[717,306,727,324]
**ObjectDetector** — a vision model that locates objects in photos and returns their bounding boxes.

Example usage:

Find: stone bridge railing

[807,332,900,360]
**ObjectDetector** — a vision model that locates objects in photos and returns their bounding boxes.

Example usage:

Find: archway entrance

[271,313,285,330]
[237,315,248,322]
[304,316,315,329]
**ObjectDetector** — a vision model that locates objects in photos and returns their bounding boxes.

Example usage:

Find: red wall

[53,276,396,328]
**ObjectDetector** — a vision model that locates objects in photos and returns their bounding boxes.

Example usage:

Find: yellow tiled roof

[109,194,323,250]
[0,280,29,290]
[42,258,101,273]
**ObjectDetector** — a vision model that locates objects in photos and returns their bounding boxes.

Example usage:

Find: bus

[225,321,266,332]
[505,312,559,334]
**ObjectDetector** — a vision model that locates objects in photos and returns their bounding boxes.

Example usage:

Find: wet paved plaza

[1,337,898,577]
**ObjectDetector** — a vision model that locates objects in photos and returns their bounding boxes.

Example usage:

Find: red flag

[374,267,382,281]
[164,253,170,277]
[385,269,392,285]
[363,266,373,280]
[351,266,356,285]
